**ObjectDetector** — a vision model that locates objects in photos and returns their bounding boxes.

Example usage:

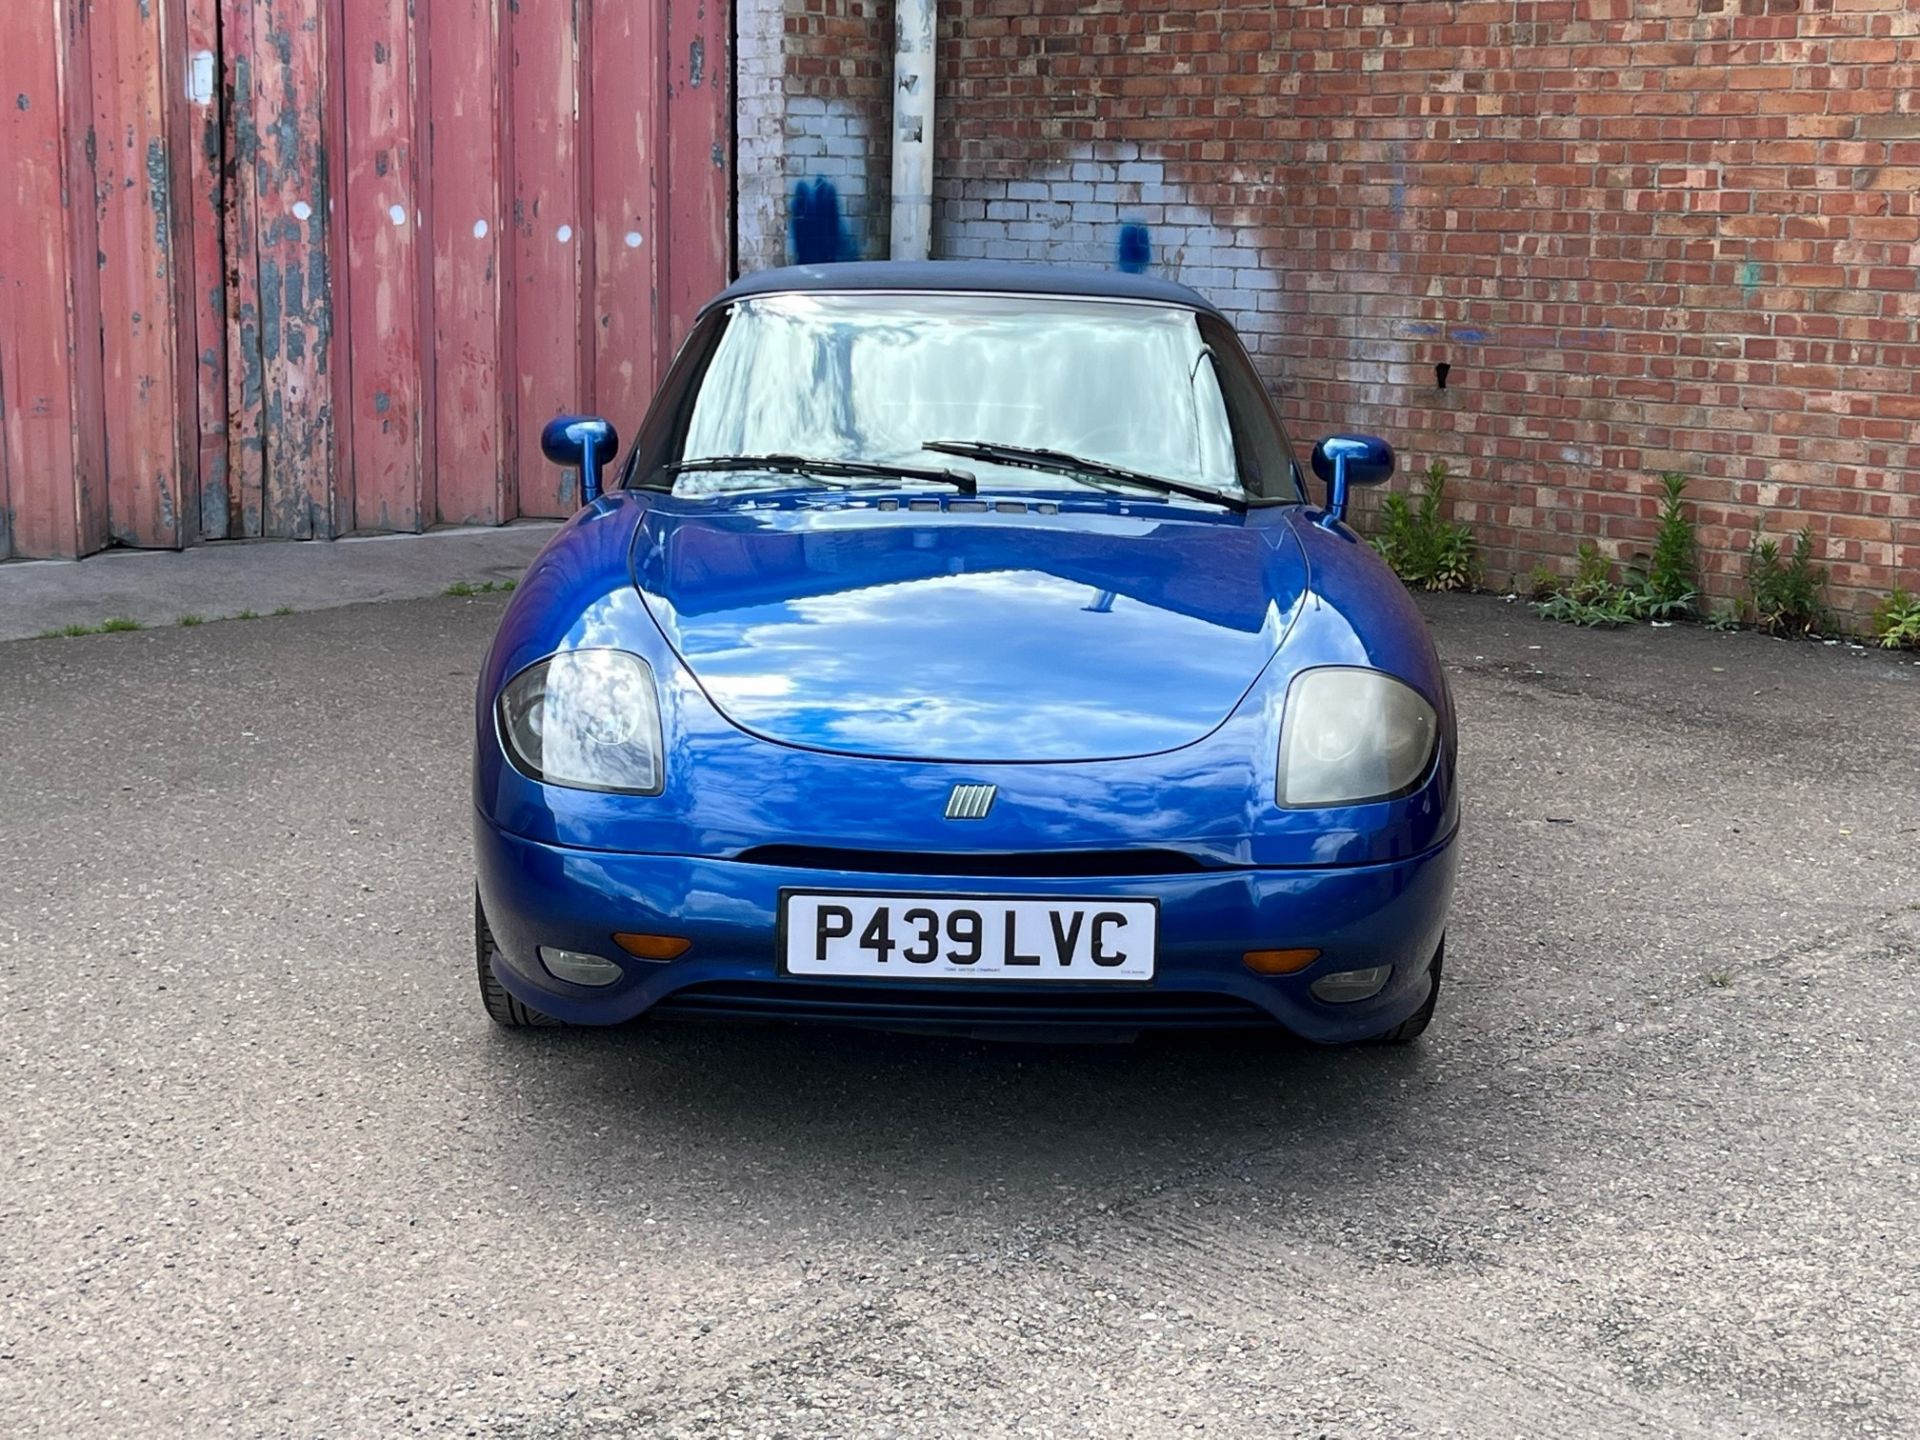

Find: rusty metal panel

[0,1,67,559]
[0,0,108,560]
[0,0,732,559]
[428,0,511,527]
[219,0,265,538]
[584,0,730,489]
[61,0,110,558]
[88,0,196,548]
[662,0,731,356]
[508,0,590,520]
[341,0,427,532]
[590,0,665,433]
[249,0,338,539]
[183,0,230,541]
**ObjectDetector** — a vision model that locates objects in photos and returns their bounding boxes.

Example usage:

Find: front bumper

[475,815,1458,1044]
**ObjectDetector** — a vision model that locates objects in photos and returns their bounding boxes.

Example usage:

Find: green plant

[1372,460,1480,592]
[234,609,259,621]
[177,614,204,627]
[1523,562,1560,600]
[1568,542,1615,600]
[1530,475,1706,629]
[272,604,295,616]
[444,578,516,597]
[1871,588,1920,649]
[1705,604,1741,633]
[99,616,142,632]
[1641,473,1698,619]
[53,622,98,637]
[1533,542,1648,627]
[1746,526,1827,637]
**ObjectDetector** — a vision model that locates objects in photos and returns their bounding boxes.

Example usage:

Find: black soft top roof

[705,261,1221,317]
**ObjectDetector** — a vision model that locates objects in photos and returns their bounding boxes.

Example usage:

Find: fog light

[1242,947,1321,975]
[537,946,625,987]
[612,932,692,962]
[1310,965,1392,1003]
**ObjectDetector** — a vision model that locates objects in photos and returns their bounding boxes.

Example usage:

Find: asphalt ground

[1,592,1915,1438]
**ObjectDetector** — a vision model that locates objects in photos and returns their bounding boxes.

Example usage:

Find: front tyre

[1366,941,1443,1045]
[475,891,562,1028]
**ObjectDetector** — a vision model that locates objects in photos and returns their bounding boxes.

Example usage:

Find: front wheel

[1366,941,1443,1045]
[475,892,562,1028]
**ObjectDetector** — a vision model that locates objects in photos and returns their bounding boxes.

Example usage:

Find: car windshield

[676,292,1244,498]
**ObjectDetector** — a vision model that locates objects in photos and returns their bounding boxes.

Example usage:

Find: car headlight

[497,649,665,794]
[1278,667,1437,807]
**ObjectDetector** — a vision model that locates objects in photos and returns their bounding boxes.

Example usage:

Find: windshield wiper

[921,440,1245,512]
[666,453,976,494]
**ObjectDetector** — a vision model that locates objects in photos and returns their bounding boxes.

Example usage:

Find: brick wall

[736,0,790,275]
[739,0,895,267]
[923,0,1920,620]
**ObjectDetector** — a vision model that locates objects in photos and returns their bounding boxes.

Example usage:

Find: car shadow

[469,1017,1438,1239]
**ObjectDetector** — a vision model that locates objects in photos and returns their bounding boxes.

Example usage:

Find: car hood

[631,496,1307,762]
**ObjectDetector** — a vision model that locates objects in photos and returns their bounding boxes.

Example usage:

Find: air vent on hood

[873,497,1056,514]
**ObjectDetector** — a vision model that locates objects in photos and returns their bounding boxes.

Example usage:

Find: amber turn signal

[613,932,692,962]
[1242,947,1321,975]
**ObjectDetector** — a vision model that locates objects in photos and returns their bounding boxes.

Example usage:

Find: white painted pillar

[889,0,936,261]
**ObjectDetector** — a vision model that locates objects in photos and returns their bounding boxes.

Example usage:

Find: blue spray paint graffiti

[1116,222,1151,274]
[789,179,854,265]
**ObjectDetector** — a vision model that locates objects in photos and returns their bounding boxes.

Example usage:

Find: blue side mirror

[540,415,621,505]
[1310,434,1395,527]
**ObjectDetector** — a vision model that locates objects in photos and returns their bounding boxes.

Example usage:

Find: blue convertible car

[473,262,1458,1044]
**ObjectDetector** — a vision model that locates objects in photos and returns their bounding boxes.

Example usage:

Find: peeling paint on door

[0,0,730,560]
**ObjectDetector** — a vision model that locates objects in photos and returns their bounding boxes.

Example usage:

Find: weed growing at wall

[1746,527,1828,637]
[1372,461,1479,592]
[1871,589,1920,650]
[1533,543,1649,628]
[1643,473,1698,618]
[1533,475,1702,629]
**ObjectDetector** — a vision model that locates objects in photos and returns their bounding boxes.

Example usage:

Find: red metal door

[509,0,733,520]
[1,0,205,560]
[0,0,733,561]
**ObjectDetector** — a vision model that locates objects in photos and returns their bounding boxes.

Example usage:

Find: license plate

[781,891,1157,982]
